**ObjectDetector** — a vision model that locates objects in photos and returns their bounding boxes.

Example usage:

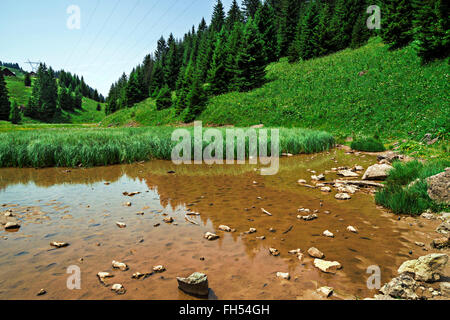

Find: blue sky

[0,0,235,95]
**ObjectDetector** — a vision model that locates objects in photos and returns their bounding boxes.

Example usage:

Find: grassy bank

[101,39,449,144]
[375,160,450,215]
[0,127,334,168]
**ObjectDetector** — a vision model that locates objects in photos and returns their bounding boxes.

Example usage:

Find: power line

[93,0,162,74]
[77,0,122,67]
[63,0,101,70]
[87,0,141,69]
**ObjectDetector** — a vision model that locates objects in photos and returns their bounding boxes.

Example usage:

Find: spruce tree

[156,85,173,110]
[380,0,414,49]
[225,22,244,91]
[235,19,267,91]
[208,28,232,95]
[0,71,9,121]
[164,34,181,90]
[9,100,21,124]
[255,2,279,63]
[211,0,226,33]
[412,0,449,63]
[242,0,262,20]
[296,1,320,61]
[226,0,243,29]
[184,76,207,123]
[329,0,365,52]
[24,72,32,87]
[350,2,372,49]
[278,0,302,57]
[126,71,145,107]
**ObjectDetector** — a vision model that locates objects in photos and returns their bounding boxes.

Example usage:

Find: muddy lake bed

[0,149,445,300]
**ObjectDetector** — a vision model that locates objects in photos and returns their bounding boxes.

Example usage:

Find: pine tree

[225,22,244,91]
[28,64,58,121]
[242,0,262,20]
[235,19,267,91]
[381,0,414,49]
[350,1,372,49]
[0,71,9,121]
[255,2,279,63]
[9,100,21,124]
[96,103,101,112]
[211,0,226,33]
[156,85,173,110]
[226,0,243,29]
[208,28,232,95]
[329,0,366,52]
[164,34,181,90]
[278,0,302,57]
[412,0,449,63]
[24,72,32,87]
[58,86,74,111]
[296,1,320,61]
[184,76,207,123]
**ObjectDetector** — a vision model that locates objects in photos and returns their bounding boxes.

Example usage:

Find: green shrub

[351,137,385,152]
[375,160,450,215]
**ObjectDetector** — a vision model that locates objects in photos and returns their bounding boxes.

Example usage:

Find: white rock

[338,170,359,177]
[308,247,325,259]
[261,208,273,216]
[317,286,334,298]
[397,253,448,282]
[276,272,290,280]
[314,259,342,274]
[153,265,166,273]
[219,225,232,232]
[112,260,128,271]
[111,284,126,295]
[4,222,20,230]
[297,179,307,184]
[311,174,325,181]
[323,230,334,238]
[320,187,332,193]
[116,222,126,228]
[50,242,69,248]
[269,248,280,256]
[347,226,358,233]
[362,164,393,181]
[204,232,219,240]
[335,193,351,200]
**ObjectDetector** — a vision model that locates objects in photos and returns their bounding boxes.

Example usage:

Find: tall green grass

[375,160,450,215]
[351,137,386,152]
[0,127,334,168]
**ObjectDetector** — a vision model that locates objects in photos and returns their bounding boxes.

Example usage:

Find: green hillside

[3,73,105,124]
[102,38,449,143]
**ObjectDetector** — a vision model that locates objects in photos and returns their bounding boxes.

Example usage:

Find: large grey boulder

[177,272,209,296]
[426,168,450,204]
[380,274,419,300]
[362,164,393,181]
[397,253,448,282]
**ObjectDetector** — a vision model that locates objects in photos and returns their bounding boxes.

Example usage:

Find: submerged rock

[153,265,166,273]
[300,214,318,221]
[431,237,449,249]
[276,272,290,280]
[177,272,209,297]
[204,232,219,241]
[308,247,325,259]
[4,222,20,230]
[347,226,358,234]
[50,242,69,248]
[111,284,126,295]
[116,222,126,228]
[219,225,232,232]
[261,208,273,216]
[397,253,448,282]
[311,174,325,181]
[317,286,334,298]
[335,193,351,200]
[323,230,334,238]
[320,187,332,193]
[362,164,393,181]
[380,274,419,300]
[37,289,47,296]
[436,221,450,235]
[132,272,152,280]
[314,259,342,274]
[338,170,359,178]
[426,168,450,204]
[269,248,280,256]
[97,272,114,285]
[163,217,174,223]
[112,260,129,271]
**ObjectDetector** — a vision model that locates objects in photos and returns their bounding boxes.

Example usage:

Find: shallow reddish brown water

[0,150,442,300]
